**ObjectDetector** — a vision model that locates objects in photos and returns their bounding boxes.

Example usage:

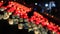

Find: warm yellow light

[18,23,23,29]
[1,0,3,2]
[3,14,9,20]
[28,28,33,32]
[8,19,14,25]
[34,30,40,34]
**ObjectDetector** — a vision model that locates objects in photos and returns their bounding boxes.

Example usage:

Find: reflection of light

[45,3,48,7]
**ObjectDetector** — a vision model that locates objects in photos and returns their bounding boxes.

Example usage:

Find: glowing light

[52,3,56,7]
[23,2,26,4]
[34,30,40,34]
[33,27,38,30]
[50,1,56,7]
[0,1,59,34]
[58,27,60,30]
[51,15,54,18]
[35,3,38,5]
[3,14,9,20]
[1,1,3,2]
[19,18,23,22]
[13,19,18,24]
[0,8,5,11]
[28,28,33,32]
[45,3,48,7]
[46,13,49,15]
[8,19,14,25]
[45,1,56,10]
[7,12,12,15]
[18,23,23,29]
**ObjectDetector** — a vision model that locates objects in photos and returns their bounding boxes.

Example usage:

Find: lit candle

[18,23,23,29]
[8,19,14,25]
[34,30,40,34]
[3,14,9,20]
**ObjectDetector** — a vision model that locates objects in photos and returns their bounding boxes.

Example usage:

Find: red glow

[0,2,3,7]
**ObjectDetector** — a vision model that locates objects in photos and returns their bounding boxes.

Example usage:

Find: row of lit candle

[0,1,60,34]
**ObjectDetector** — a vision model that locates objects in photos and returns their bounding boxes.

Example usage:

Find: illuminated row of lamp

[0,1,31,19]
[0,1,31,13]
[29,12,60,34]
[0,1,60,34]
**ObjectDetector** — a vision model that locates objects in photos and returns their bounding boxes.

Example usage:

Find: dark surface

[0,19,17,34]
[0,19,28,34]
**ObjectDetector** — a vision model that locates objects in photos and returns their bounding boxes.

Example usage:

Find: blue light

[51,2,56,7]
[45,1,56,10]
[50,1,56,7]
